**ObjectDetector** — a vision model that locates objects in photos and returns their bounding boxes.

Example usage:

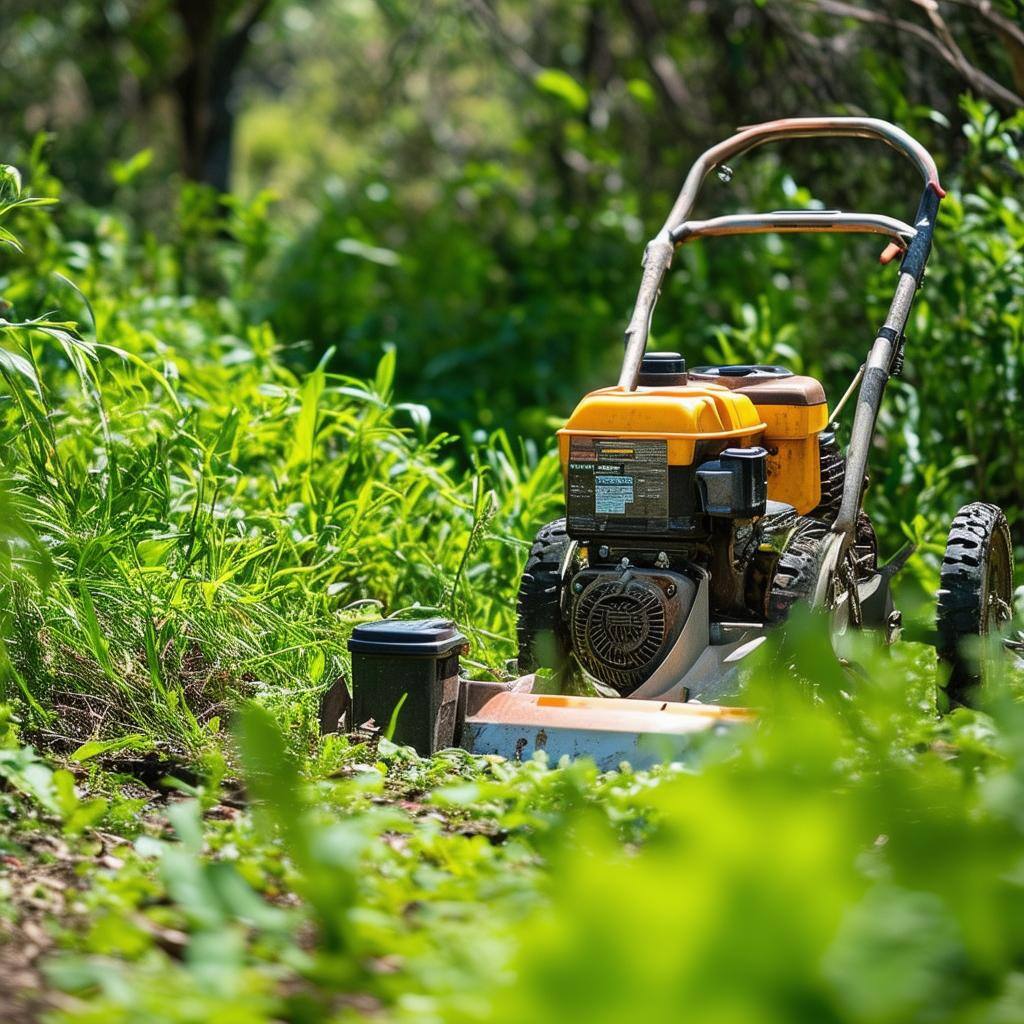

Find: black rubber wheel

[516,518,575,678]
[768,515,867,635]
[854,511,878,574]
[812,431,845,520]
[936,502,1014,705]
[767,516,830,622]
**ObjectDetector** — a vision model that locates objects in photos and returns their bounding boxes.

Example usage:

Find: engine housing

[569,567,696,694]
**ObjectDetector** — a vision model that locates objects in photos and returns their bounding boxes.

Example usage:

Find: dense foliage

[0,109,1023,1018]
[2,2,1024,1020]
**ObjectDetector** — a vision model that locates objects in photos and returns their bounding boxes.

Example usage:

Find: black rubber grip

[899,186,941,284]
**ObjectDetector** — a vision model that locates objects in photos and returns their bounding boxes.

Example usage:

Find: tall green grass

[3,107,1023,753]
[0,161,562,752]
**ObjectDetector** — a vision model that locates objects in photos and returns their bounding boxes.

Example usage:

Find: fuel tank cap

[691,364,793,378]
[638,351,688,386]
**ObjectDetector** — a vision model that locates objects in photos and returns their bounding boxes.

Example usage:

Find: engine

[569,567,695,693]
[556,355,834,695]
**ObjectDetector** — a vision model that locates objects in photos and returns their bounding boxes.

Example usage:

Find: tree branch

[941,0,1024,52]
[941,0,1024,96]
[799,0,1024,110]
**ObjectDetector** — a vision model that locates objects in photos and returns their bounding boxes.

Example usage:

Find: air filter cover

[569,567,695,694]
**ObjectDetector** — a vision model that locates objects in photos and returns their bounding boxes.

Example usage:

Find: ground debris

[0,829,86,1024]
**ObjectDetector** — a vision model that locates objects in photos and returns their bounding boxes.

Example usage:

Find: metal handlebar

[662,117,943,236]
[670,211,916,246]
[620,117,944,390]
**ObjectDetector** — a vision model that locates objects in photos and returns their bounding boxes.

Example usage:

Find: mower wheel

[516,518,575,680]
[854,512,878,573]
[812,431,845,520]
[767,516,830,622]
[936,502,1015,705]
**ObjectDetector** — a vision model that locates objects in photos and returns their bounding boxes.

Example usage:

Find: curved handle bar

[661,117,943,238]
[670,211,916,246]
[620,117,944,389]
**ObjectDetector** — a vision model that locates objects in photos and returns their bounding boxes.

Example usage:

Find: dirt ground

[0,808,149,1024]
[0,831,89,1022]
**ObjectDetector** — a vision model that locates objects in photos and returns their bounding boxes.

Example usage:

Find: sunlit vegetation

[2,1,1024,1018]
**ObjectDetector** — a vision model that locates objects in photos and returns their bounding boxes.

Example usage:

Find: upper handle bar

[661,117,943,237]
[671,211,916,246]
[620,117,944,390]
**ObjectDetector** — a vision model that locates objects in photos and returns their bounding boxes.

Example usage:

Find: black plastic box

[695,447,768,518]
[349,618,468,754]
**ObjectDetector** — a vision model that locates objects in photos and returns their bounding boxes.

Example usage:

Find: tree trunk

[174,0,272,192]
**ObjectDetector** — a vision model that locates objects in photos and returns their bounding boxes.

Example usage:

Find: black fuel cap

[638,351,687,386]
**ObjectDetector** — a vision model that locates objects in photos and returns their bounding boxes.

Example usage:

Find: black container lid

[638,351,687,386]
[348,618,468,657]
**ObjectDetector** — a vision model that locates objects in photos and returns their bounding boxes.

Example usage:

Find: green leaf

[166,798,205,854]
[136,537,176,566]
[0,226,22,252]
[51,271,97,335]
[76,581,117,683]
[62,796,108,836]
[626,78,656,108]
[534,69,588,113]
[0,747,58,813]
[69,734,149,763]
[108,148,154,187]
[234,704,302,833]
[0,196,58,217]
[0,474,54,591]
[0,345,40,391]
[95,342,185,414]
[51,769,80,816]
[0,163,23,197]
[374,345,396,400]
[286,366,325,470]
[384,691,408,742]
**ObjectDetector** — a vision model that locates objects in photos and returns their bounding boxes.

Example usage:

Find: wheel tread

[936,501,1014,703]
[768,517,830,622]
[516,518,573,675]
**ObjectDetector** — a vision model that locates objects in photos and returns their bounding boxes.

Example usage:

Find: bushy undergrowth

[2,628,1024,1023]
[0,156,562,754]
[268,103,1024,559]
[0,107,1023,1023]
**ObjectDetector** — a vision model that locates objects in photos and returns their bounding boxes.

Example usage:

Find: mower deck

[461,684,751,769]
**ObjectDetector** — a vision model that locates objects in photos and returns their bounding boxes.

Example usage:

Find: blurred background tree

[6,2,1020,200]
[2,0,1022,537]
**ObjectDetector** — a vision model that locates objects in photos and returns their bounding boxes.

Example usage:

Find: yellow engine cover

[557,383,765,467]
[759,402,829,513]
[557,379,828,515]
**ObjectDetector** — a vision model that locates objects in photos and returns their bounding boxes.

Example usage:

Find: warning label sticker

[595,475,633,514]
[567,437,668,530]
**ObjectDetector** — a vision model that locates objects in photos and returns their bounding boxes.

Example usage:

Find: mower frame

[620,116,944,610]
[349,118,950,768]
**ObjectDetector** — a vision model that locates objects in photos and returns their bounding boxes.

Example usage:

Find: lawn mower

[347,116,1016,769]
